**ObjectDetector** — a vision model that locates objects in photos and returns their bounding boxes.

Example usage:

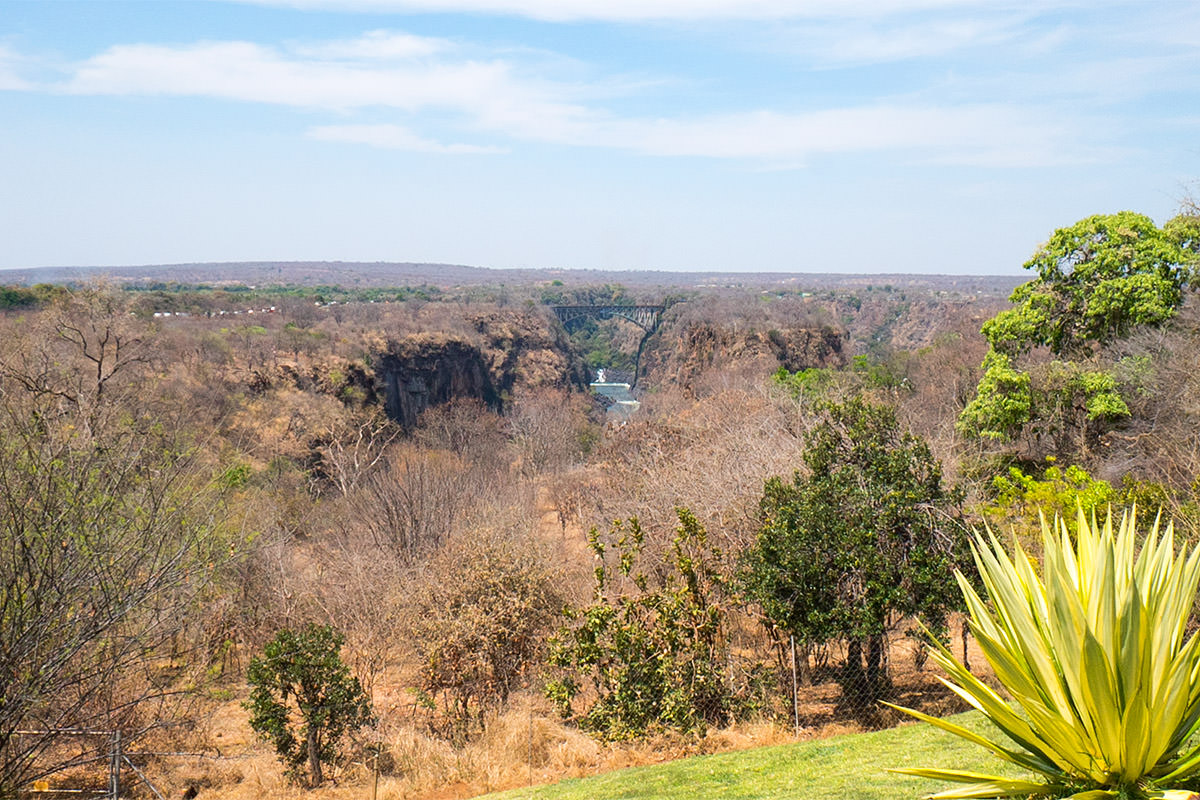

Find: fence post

[790,635,800,738]
[372,745,379,800]
[109,730,121,800]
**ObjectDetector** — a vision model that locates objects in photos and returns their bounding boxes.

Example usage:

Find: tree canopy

[741,397,966,705]
[961,211,1198,450]
[245,624,373,787]
[984,211,1196,357]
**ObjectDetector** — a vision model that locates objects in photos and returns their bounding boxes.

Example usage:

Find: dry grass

[126,644,985,800]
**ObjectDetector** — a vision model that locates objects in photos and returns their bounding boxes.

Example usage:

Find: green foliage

[985,461,1114,528]
[893,509,1200,800]
[741,397,966,706]
[773,365,835,398]
[957,350,1033,441]
[772,352,908,402]
[985,212,1194,358]
[217,461,254,490]
[546,510,735,741]
[849,354,908,390]
[0,285,46,310]
[245,624,373,787]
[960,354,1129,450]
[561,314,636,373]
[962,212,1191,454]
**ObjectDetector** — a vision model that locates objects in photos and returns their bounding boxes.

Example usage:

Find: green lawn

[481,713,1022,800]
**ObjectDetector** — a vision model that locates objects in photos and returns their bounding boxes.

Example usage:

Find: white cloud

[0,45,32,90]
[308,122,504,152]
[290,29,451,60]
[779,16,1029,67]
[50,33,1096,167]
[63,40,540,114]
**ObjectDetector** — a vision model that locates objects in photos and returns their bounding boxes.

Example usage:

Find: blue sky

[1,0,1197,275]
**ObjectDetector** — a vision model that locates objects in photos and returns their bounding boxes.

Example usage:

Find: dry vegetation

[6,275,1200,800]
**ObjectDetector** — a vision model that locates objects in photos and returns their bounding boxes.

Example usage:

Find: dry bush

[347,445,481,564]
[403,530,566,743]
[414,397,509,464]
[892,327,991,483]
[508,389,596,477]
[588,379,810,556]
[1094,299,1200,503]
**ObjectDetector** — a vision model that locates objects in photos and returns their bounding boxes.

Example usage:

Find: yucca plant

[892,508,1200,799]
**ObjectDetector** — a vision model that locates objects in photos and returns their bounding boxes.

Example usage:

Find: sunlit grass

[480,712,1021,800]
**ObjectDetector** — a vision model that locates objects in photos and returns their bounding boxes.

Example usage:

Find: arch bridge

[550,304,667,389]
[551,304,664,333]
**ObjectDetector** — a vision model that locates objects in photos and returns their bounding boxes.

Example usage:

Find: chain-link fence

[541,609,983,745]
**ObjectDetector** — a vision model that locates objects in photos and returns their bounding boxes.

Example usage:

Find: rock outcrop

[375,309,589,427]
[645,321,846,395]
[376,335,498,428]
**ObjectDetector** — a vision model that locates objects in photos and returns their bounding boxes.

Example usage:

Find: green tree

[961,211,1196,452]
[985,211,1195,357]
[546,510,733,740]
[245,624,373,788]
[741,397,966,707]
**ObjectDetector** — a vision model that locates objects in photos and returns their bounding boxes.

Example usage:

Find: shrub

[407,533,564,743]
[245,624,373,787]
[546,510,734,740]
[893,508,1200,799]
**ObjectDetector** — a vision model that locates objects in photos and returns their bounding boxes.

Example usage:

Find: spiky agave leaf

[891,507,1200,799]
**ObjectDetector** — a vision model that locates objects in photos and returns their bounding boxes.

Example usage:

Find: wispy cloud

[309,122,504,152]
[62,40,532,113]
[769,14,1034,67]
[7,24,1119,167]
[0,45,33,90]
[290,29,452,60]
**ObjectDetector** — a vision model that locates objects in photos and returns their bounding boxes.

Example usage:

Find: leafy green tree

[957,350,1033,440]
[962,211,1197,452]
[960,356,1130,451]
[245,624,373,788]
[741,397,966,707]
[985,211,1195,357]
[546,510,733,740]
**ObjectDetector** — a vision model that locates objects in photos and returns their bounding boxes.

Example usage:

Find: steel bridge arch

[550,304,664,333]
[550,304,667,389]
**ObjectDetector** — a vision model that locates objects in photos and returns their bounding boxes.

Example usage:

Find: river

[591,369,640,421]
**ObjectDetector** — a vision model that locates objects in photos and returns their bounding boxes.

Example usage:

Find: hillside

[0,260,1024,295]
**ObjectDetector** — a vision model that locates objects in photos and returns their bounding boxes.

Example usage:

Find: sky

[1,1,1197,275]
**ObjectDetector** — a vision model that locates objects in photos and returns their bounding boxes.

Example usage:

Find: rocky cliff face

[645,321,846,395]
[376,335,499,428]
[375,309,589,427]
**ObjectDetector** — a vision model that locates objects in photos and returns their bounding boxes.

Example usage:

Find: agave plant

[892,508,1200,799]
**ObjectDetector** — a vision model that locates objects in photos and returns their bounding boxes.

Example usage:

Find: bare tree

[0,294,225,795]
[314,409,402,497]
[350,447,476,564]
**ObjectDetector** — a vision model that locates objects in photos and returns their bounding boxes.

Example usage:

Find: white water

[591,376,640,420]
